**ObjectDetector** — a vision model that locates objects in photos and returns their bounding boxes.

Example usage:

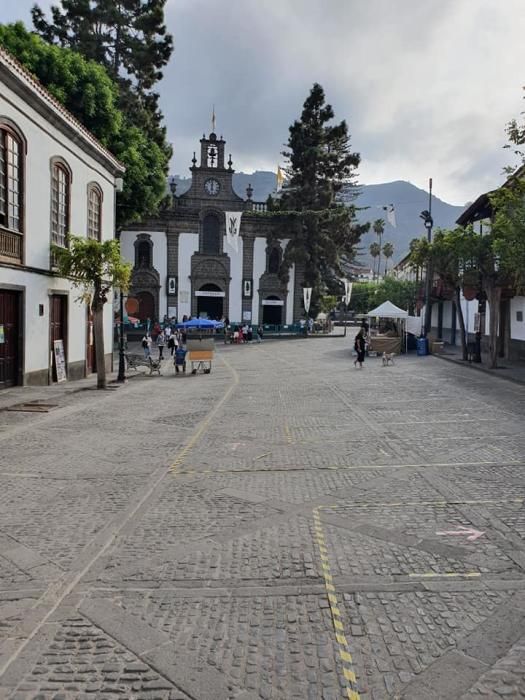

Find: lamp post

[116,287,126,382]
[420,178,434,337]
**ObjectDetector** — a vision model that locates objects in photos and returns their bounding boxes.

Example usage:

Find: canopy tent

[366,300,408,353]
[367,300,408,318]
[176,318,224,329]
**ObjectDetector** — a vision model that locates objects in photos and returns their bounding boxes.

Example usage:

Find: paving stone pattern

[0,338,524,698]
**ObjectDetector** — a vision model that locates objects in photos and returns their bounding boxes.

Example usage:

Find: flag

[303,287,312,314]
[276,165,285,191]
[343,279,353,306]
[211,105,216,132]
[382,204,396,228]
[225,211,242,253]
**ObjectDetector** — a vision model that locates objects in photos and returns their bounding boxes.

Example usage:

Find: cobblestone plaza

[0,337,524,699]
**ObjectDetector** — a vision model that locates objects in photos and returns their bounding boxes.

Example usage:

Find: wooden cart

[186,335,215,374]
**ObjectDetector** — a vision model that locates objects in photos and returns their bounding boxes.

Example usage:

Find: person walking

[354,330,366,369]
[156,330,165,360]
[256,325,263,343]
[168,333,177,356]
[141,332,152,359]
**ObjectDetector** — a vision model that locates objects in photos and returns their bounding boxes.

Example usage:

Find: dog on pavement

[382,352,395,366]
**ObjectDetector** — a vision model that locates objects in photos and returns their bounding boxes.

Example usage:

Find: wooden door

[137,291,155,322]
[50,295,67,382]
[0,290,20,389]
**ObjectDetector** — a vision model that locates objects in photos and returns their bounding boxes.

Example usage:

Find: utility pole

[421,178,434,337]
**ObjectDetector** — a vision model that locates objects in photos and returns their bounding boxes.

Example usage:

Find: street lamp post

[117,288,126,382]
[420,178,434,338]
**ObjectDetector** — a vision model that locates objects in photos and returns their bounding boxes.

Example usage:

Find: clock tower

[186,131,241,202]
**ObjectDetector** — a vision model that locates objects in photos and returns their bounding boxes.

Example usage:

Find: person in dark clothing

[354,330,366,368]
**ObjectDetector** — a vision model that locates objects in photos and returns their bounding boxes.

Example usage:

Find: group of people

[226,324,263,344]
[141,326,187,362]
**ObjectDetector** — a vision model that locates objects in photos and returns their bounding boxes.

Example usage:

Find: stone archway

[262,295,284,325]
[196,283,224,320]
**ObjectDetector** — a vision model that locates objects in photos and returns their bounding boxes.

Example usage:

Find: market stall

[176,318,223,374]
[366,300,408,354]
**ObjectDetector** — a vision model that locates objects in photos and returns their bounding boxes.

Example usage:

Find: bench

[125,354,162,375]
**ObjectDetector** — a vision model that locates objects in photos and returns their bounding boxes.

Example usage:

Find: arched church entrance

[197,283,224,319]
[262,295,283,325]
[137,291,155,322]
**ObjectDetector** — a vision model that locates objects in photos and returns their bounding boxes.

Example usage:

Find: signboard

[168,306,177,318]
[242,311,252,321]
[195,290,225,298]
[243,279,253,298]
[53,339,67,383]
[262,299,284,306]
[0,324,4,344]
[167,276,177,295]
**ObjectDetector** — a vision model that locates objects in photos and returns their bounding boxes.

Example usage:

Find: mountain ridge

[170,172,466,265]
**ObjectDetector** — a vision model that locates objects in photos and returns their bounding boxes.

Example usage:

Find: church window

[202,213,221,255]
[268,247,280,274]
[137,240,152,268]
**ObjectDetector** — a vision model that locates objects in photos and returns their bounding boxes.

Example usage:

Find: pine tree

[277,83,368,315]
[31,1,173,151]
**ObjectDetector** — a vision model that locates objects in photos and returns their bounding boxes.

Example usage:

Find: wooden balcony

[0,229,22,263]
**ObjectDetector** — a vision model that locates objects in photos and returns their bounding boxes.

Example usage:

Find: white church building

[120,132,305,327]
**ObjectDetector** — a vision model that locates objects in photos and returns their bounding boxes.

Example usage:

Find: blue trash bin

[416,337,429,356]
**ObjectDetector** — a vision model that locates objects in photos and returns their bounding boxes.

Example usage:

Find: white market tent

[367,300,408,318]
[367,300,408,353]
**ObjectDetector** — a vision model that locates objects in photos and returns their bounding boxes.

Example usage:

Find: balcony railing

[0,229,22,262]
[250,201,267,213]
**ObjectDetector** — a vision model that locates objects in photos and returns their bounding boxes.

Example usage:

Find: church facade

[120,132,305,326]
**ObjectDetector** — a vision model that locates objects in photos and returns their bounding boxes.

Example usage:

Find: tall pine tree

[31,0,172,152]
[278,84,368,315]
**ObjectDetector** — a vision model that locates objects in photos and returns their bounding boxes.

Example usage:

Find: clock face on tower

[204,178,220,196]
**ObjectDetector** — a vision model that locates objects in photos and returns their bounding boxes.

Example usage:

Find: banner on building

[303,287,312,314]
[225,211,242,252]
[343,279,353,306]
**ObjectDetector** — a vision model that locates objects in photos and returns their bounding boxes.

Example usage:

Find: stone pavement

[434,346,525,386]
[0,338,524,699]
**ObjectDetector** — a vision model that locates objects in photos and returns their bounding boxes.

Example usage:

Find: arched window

[0,123,24,234]
[137,240,151,268]
[87,183,103,240]
[202,213,220,255]
[51,158,72,248]
[268,248,280,274]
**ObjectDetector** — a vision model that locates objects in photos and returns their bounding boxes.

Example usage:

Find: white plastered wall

[178,232,199,319]
[1,73,117,379]
[510,296,525,341]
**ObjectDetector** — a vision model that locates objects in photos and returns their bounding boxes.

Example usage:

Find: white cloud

[3,0,525,204]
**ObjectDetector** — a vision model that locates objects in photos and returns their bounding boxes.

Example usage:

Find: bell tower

[198,132,226,170]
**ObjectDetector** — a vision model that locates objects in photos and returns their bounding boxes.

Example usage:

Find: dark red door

[137,291,155,322]
[50,295,67,382]
[0,290,20,389]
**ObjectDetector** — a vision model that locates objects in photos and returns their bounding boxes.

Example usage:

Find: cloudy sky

[3,0,525,204]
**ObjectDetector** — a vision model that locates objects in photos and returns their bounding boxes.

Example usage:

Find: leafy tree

[0,22,168,226]
[369,242,380,278]
[32,0,173,91]
[52,236,131,389]
[31,0,173,154]
[275,83,369,316]
[350,278,418,316]
[382,241,394,274]
[410,228,479,361]
[372,219,385,278]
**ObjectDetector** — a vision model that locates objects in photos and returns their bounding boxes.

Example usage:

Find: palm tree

[383,242,394,275]
[373,219,385,279]
[370,242,381,279]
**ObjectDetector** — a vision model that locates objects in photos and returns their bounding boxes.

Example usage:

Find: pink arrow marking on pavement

[436,525,485,541]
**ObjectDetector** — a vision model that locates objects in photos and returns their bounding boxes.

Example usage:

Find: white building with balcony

[0,47,124,388]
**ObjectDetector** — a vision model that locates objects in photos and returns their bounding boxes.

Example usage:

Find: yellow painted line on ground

[408,572,481,579]
[170,355,239,474]
[313,507,360,700]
